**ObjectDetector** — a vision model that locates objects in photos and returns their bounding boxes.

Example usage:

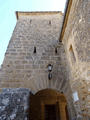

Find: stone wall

[62,0,90,119]
[0,12,76,119]
[0,88,31,120]
[0,12,64,92]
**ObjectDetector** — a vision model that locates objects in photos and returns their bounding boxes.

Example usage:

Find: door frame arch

[30,88,69,120]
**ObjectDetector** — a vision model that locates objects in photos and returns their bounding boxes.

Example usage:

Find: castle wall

[0,12,76,119]
[0,13,65,92]
[62,0,90,119]
[0,88,31,120]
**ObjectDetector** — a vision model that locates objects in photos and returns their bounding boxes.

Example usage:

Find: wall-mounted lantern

[48,64,53,80]
[48,64,53,72]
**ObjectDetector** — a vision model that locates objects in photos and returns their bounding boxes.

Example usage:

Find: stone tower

[0,12,70,93]
[0,12,75,119]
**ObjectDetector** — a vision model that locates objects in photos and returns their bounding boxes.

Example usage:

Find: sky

[0,0,66,65]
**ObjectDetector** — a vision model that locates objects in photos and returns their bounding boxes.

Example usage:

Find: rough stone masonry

[0,88,31,120]
[0,12,76,119]
[62,0,90,119]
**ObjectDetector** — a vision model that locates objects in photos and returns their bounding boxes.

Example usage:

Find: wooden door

[44,104,60,120]
[45,104,57,120]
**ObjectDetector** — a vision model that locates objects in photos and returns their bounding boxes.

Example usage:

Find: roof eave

[59,0,72,42]
[15,11,63,20]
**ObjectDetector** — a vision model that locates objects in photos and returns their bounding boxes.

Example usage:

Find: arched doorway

[30,89,69,120]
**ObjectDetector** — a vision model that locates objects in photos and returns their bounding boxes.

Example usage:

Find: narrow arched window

[69,45,76,63]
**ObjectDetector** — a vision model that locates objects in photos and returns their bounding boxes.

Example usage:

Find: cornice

[16,11,63,20]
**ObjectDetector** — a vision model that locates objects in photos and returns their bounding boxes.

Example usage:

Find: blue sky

[0,0,66,65]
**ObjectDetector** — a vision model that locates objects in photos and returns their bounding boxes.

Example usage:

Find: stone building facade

[0,0,90,120]
[0,11,76,120]
[60,0,90,119]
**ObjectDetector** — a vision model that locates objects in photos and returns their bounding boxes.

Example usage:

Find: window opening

[69,45,76,63]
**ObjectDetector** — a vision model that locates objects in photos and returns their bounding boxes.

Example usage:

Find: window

[69,45,76,63]
[49,20,51,25]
